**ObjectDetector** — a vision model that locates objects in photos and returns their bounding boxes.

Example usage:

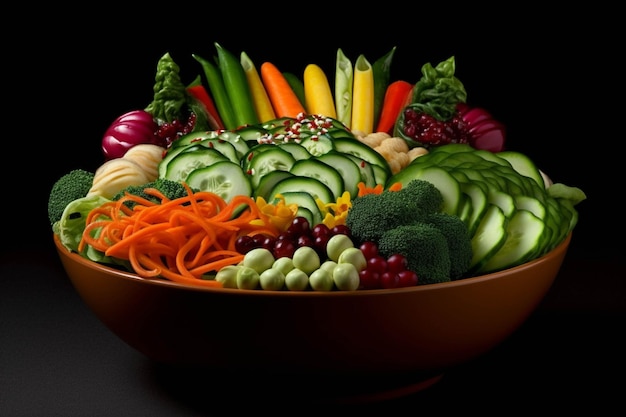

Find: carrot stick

[260,62,307,118]
[79,186,281,287]
[375,80,414,135]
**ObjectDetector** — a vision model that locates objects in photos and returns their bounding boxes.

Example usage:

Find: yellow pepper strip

[334,48,353,127]
[240,51,276,123]
[303,64,337,118]
[350,54,374,135]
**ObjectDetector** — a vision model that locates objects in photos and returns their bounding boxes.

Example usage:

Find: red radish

[470,127,506,152]
[101,110,159,160]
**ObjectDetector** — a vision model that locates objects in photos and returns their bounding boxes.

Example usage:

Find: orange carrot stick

[260,62,307,118]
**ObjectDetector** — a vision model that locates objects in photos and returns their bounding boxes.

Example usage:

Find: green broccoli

[48,169,95,225]
[394,178,444,215]
[422,212,472,280]
[346,178,472,284]
[346,179,443,244]
[112,177,191,208]
[378,223,452,285]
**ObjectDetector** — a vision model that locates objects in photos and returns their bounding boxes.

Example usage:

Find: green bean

[214,42,259,128]
[193,53,236,130]
[372,46,397,129]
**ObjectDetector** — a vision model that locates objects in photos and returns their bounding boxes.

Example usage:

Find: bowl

[54,232,571,401]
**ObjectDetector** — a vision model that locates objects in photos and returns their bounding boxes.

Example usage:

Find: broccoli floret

[378,223,452,285]
[345,193,417,243]
[394,178,444,215]
[112,178,191,208]
[422,212,472,280]
[346,179,443,244]
[48,169,95,225]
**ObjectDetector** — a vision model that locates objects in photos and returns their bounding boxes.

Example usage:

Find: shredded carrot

[79,184,281,287]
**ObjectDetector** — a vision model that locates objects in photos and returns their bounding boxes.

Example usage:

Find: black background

[2,5,624,415]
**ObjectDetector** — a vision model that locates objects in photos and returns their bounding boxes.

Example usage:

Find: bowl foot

[151,362,444,405]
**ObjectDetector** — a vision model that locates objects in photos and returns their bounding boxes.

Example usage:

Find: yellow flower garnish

[254,195,298,231]
[317,191,352,228]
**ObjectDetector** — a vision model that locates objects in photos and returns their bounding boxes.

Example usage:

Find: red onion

[101,110,158,160]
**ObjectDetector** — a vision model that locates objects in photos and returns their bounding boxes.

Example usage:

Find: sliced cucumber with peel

[185,161,252,202]
[469,204,508,272]
[477,209,545,273]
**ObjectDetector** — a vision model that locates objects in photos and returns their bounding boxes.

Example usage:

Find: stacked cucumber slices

[158,114,391,227]
[388,143,583,275]
[157,114,584,277]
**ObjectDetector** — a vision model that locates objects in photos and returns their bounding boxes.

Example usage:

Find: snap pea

[214,42,259,128]
[372,46,397,130]
[193,53,237,130]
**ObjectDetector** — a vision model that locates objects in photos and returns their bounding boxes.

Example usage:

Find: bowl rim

[54,232,571,297]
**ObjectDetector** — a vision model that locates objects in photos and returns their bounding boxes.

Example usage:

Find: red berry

[386,253,408,273]
[359,269,380,290]
[397,270,418,287]
[367,256,388,275]
[380,272,400,289]
[359,241,379,259]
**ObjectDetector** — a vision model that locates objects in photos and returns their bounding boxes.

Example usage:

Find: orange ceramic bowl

[54,232,571,395]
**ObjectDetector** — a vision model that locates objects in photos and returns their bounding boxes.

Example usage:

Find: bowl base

[151,362,444,405]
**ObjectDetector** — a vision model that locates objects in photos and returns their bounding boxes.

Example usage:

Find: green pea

[243,247,275,273]
[214,265,242,288]
[338,247,367,271]
[326,234,354,262]
[309,268,334,291]
[285,268,309,291]
[292,246,320,275]
[319,260,338,274]
[272,257,295,276]
[259,268,285,291]
[237,266,260,290]
[332,263,360,291]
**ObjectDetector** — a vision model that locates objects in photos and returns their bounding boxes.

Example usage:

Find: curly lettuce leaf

[53,195,111,253]
[410,56,467,121]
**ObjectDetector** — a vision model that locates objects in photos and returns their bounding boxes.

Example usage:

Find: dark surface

[3,6,623,415]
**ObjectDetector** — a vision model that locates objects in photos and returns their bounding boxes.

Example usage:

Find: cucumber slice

[460,182,488,237]
[514,195,546,220]
[215,131,251,159]
[274,191,324,226]
[289,159,344,200]
[248,147,296,188]
[331,137,391,175]
[254,170,294,200]
[241,143,275,173]
[487,189,516,218]
[158,144,204,178]
[429,143,474,154]
[478,209,546,273]
[299,135,334,156]
[316,151,362,198]
[278,142,312,161]
[469,204,508,272]
[389,165,461,215]
[196,138,240,163]
[345,154,377,188]
[164,148,229,183]
[185,161,252,202]
[496,150,545,188]
[270,176,334,204]
[170,131,216,148]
